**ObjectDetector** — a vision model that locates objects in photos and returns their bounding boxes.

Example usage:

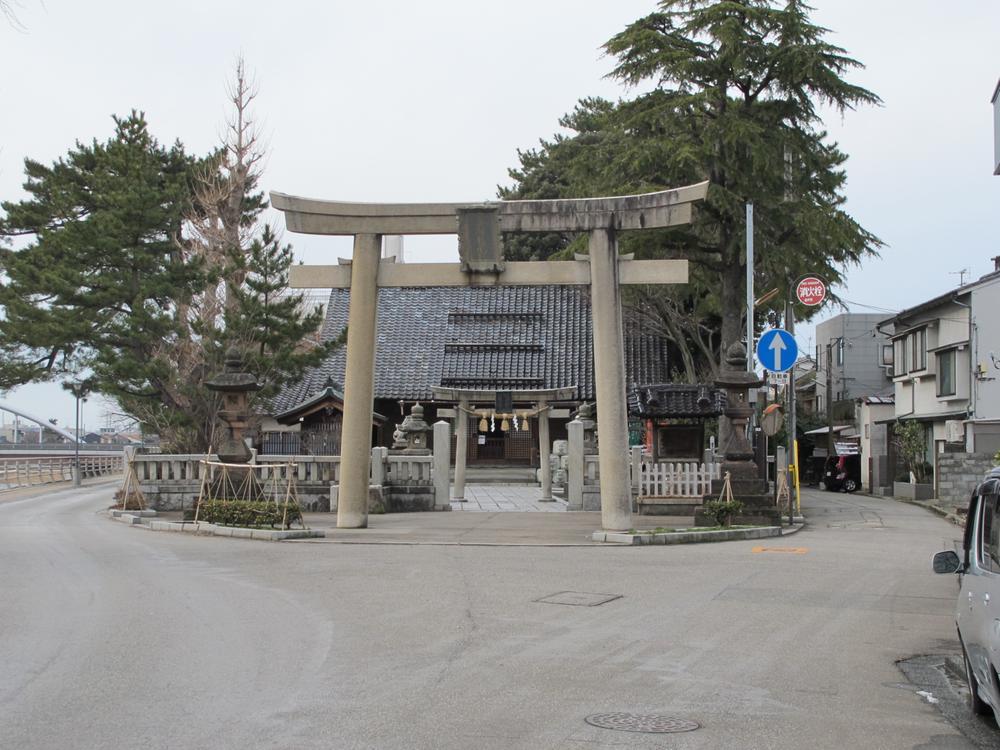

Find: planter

[893,481,934,501]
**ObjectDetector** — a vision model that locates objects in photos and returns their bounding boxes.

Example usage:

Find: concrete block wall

[936,452,996,508]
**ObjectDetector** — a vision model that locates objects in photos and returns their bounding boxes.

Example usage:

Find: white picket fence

[639,460,720,498]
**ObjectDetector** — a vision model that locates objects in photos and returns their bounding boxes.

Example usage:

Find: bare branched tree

[185,56,266,326]
[625,288,720,384]
[1,1,24,28]
[134,57,269,451]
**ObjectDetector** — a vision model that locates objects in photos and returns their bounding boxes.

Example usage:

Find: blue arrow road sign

[757,328,798,373]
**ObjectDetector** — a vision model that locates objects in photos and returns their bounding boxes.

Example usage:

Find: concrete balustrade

[130,447,447,513]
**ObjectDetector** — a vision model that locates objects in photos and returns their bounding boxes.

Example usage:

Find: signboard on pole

[757,328,798,373]
[795,276,827,307]
[768,371,790,387]
[761,403,784,436]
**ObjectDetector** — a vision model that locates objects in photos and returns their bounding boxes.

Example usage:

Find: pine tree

[0,112,211,413]
[502,0,882,378]
[224,224,340,404]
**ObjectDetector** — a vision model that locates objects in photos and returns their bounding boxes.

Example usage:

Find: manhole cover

[535,591,622,607]
[585,713,701,734]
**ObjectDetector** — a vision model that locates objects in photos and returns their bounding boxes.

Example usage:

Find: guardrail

[0,455,124,489]
[0,443,144,452]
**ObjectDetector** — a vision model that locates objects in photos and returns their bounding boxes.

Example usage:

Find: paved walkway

[450,484,568,512]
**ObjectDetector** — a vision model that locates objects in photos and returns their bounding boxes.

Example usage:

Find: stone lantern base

[695,473,781,526]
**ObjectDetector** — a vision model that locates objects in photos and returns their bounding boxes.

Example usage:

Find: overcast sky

[2,0,999,432]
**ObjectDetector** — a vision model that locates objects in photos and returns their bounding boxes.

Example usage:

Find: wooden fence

[638,460,720,498]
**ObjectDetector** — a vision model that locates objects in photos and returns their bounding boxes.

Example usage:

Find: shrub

[197,499,301,529]
[112,488,145,510]
[702,499,744,527]
[893,421,931,483]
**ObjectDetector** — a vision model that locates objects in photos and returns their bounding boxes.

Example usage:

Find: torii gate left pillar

[271,182,708,531]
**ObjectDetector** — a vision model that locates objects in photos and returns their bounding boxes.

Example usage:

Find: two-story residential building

[878,261,1000,501]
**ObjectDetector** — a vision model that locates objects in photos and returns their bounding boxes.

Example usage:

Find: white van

[933,466,1000,723]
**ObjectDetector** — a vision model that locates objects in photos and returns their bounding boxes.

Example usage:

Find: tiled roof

[272,285,672,413]
[628,383,727,418]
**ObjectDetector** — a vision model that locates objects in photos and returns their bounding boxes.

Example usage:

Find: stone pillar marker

[271,181,707,530]
[537,398,552,501]
[567,419,584,510]
[631,445,643,496]
[453,396,469,501]
[337,233,381,529]
[432,420,451,510]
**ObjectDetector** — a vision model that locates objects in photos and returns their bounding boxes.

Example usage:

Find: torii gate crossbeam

[271,182,708,531]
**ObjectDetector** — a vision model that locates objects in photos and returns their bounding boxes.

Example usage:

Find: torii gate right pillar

[588,229,632,530]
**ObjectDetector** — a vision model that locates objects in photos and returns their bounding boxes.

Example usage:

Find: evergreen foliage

[0,86,340,452]
[223,224,342,403]
[0,111,211,407]
[501,0,882,380]
[893,420,930,483]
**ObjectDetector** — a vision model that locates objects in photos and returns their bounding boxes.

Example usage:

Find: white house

[878,260,1000,500]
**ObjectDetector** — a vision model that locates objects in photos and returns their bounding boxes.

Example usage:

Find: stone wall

[936,452,996,508]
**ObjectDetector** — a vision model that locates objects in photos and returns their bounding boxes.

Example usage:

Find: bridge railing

[0,442,141,452]
[0,455,124,489]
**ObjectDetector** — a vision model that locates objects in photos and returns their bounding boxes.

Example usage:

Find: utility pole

[785,296,797,523]
[826,340,835,458]
[746,203,754,373]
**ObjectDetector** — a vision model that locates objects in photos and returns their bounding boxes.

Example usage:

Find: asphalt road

[1,481,994,749]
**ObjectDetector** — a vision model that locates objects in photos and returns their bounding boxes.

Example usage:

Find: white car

[933,467,1000,723]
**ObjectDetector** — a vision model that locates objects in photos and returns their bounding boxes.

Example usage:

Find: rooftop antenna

[950,268,970,285]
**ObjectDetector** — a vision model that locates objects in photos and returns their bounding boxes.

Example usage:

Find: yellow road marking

[752,546,809,554]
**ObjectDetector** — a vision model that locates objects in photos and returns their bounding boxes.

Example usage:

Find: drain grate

[585,713,701,734]
[535,591,622,607]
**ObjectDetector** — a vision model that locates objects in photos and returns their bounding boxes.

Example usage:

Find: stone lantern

[697,342,781,525]
[205,346,260,464]
[573,402,598,454]
[390,403,431,455]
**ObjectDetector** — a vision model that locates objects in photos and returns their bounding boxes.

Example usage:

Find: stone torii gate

[271,182,708,531]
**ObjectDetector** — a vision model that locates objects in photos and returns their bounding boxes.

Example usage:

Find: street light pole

[74,389,82,486]
[64,380,91,487]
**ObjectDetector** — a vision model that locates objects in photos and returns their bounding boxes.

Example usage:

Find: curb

[592,524,801,545]
[109,511,324,541]
[892,497,965,526]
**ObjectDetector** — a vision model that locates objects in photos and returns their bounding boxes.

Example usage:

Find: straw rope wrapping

[194,459,306,530]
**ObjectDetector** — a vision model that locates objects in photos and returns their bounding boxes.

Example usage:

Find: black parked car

[823,454,861,492]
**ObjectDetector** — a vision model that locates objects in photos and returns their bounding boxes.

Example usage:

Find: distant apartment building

[813,313,893,418]
[992,76,1000,175]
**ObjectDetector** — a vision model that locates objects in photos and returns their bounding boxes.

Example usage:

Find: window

[893,338,908,377]
[938,349,956,396]
[836,338,845,366]
[980,495,1000,573]
[881,344,893,368]
[911,329,926,371]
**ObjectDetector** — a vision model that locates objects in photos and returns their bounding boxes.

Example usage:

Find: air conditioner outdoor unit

[945,420,965,444]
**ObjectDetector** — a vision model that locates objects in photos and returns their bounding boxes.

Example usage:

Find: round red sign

[795,276,826,307]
